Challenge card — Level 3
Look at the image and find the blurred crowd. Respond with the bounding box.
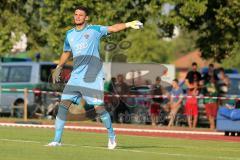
[104,62,239,129]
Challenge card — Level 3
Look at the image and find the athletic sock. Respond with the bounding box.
[53,105,68,143]
[100,111,115,139]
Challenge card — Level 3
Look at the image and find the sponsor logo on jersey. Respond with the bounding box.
[75,42,88,50]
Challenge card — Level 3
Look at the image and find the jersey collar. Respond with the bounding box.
[75,24,88,32]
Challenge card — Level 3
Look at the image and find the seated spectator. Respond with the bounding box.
[203,76,218,129]
[185,81,199,128]
[109,77,117,93]
[113,74,130,123]
[105,77,117,112]
[217,68,230,105]
[203,63,218,84]
[135,70,145,87]
[150,76,163,126]
[168,79,183,127]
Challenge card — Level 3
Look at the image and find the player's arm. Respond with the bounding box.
[52,30,72,83]
[108,20,143,33]
[52,51,71,84]
[57,51,71,67]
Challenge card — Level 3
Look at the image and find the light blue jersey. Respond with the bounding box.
[64,24,108,77]
[61,24,108,105]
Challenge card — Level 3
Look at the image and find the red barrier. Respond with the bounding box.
[1,88,240,100]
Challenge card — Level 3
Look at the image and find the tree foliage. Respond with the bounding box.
[0,0,240,64]
[39,0,163,58]
[165,0,240,62]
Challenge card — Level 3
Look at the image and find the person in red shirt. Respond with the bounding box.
[185,81,199,128]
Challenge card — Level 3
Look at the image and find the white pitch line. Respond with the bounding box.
[0,138,41,144]
[0,138,238,160]
[81,145,240,160]
[0,122,224,136]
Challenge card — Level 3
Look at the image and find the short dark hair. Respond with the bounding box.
[192,62,197,66]
[209,63,214,68]
[156,76,161,81]
[219,67,225,73]
[173,78,179,84]
[75,6,89,15]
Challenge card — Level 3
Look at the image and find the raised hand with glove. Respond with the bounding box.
[125,20,143,29]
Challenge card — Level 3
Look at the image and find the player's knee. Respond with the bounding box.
[57,100,72,121]
[95,106,107,116]
[60,100,72,108]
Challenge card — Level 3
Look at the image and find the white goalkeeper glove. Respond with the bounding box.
[125,20,143,29]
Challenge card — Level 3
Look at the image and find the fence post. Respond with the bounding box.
[24,88,28,121]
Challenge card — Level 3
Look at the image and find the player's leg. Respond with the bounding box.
[54,100,71,142]
[83,95,116,149]
[95,105,116,149]
[46,100,72,146]
[46,79,79,146]
[83,76,116,149]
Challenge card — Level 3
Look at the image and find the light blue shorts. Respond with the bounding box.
[61,74,104,105]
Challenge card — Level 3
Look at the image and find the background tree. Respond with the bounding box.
[0,0,240,67]
[165,0,240,62]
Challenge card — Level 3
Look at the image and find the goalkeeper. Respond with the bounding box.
[46,6,143,150]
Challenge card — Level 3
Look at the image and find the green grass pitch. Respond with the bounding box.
[0,127,239,160]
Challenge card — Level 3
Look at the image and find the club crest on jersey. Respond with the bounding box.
[84,34,89,39]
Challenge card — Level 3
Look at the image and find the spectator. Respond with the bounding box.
[203,76,218,129]
[104,77,117,113]
[145,79,152,86]
[203,63,218,84]
[115,74,129,94]
[185,81,199,128]
[185,62,202,88]
[168,79,183,127]
[150,76,163,126]
[217,68,230,96]
[217,68,230,105]
[135,70,145,86]
[109,77,117,93]
[113,74,130,123]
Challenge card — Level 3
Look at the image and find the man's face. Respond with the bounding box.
[74,9,88,25]
[192,65,197,71]
[156,79,161,84]
[208,66,214,75]
[172,81,177,88]
[117,75,124,83]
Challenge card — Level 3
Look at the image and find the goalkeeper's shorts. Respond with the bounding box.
[61,74,104,106]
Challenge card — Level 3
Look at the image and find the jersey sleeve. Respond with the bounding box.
[99,25,109,37]
[63,34,71,52]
